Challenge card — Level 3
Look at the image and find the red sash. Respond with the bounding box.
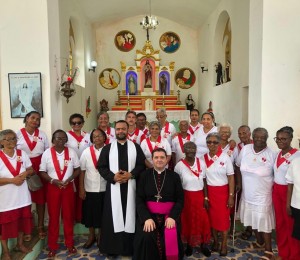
[20,128,39,151]
[50,147,70,181]
[188,125,200,135]
[127,128,140,143]
[90,146,98,168]
[0,149,22,177]
[105,127,111,145]
[143,128,149,136]
[178,134,191,153]
[204,147,222,168]
[68,130,85,143]
[276,148,298,168]
[164,122,170,134]
[181,158,201,177]
[146,136,162,153]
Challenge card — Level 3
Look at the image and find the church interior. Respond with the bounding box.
[0,0,300,259]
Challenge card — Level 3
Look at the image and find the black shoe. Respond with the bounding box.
[185,244,193,256]
[202,246,211,257]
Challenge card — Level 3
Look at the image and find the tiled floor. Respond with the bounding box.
[37,232,278,259]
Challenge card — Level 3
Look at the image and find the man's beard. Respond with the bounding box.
[116,133,127,140]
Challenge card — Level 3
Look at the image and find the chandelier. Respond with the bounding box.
[140,0,158,40]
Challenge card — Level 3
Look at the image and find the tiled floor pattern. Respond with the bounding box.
[37,232,278,260]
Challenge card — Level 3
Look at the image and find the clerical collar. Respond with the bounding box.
[154,167,165,174]
[117,140,127,145]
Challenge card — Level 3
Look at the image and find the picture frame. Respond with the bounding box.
[159,31,181,53]
[99,68,121,89]
[8,72,43,118]
[114,30,136,52]
[175,68,196,89]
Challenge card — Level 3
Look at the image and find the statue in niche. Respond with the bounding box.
[100,99,109,112]
[128,75,137,95]
[185,94,195,111]
[159,74,168,95]
[215,62,223,86]
[143,60,152,88]
[225,60,231,82]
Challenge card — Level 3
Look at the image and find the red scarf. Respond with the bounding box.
[146,136,162,153]
[181,158,201,178]
[20,128,39,151]
[50,147,70,181]
[204,146,222,168]
[178,134,191,153]
[143,128,149,136]
[127,128,140,143]
[0,149,22,177]
[276,148,298,168]
[90,146,99,168]
[164,122,170,134]
[188,124,200,135]
[105,127,111,145]
[68,130,85,143]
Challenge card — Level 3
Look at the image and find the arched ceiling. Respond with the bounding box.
[75,0,221,29]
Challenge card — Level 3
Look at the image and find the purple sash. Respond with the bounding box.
[147,201,178,260]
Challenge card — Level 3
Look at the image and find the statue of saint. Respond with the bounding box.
[128,75,137,95]
[159,74,168,95]
[143,60,152,88]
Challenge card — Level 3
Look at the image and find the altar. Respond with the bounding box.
[111,40,186,111]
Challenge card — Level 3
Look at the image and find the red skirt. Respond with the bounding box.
[30,156,47,204]
[0,206,33,240]
[207,185,230,231]
[181,190,211,246]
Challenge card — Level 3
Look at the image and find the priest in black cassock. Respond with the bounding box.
[133,148,184,260]
[98,120,146,256]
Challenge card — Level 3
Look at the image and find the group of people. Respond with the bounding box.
[0,108,300,260]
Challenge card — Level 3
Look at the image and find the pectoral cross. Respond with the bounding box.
[155,193,162,202]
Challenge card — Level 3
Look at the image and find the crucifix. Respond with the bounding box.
[154,193,162,202]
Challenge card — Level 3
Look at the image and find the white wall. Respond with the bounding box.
[198,0,250,141]
[251,0,300,149]
[95,16,199,111]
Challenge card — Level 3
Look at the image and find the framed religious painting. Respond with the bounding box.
[114,30,136,52]
[159,31,181,53]
[8,72,43,118]
[175,68,196,89]
[99,68,120,89]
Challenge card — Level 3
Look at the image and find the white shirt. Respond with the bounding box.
[80,146,106,192]
[161,122,176,146]
[236,144,276,206]
[16,129,49,158]
[104,127,116,144]
[203,152,234,186]
[0,149,32,212]
[274,150,300,185]
[222,144,238,164]
[286,156,300,209]
[39,147,80,181]
[140,137,171,165]
[194,125,218,158]
[66,130,91,158]
[127,128,145,145]
[175,158,206,191]
[187,122,201,136]
[171,134,195,164]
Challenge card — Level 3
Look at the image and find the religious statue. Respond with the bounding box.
[99,99,109,112]
[185,94,195,111]
[215,62,223,86]
[143,60,152,88]
[128,75,137,95]
[225,60,231,82]
[159,74,168,95]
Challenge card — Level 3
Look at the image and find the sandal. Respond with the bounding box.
[47,250,56,258]
[241,229,252,240]
[38,226,47,240]
[23,234,32,242]
[246,241,265,251]
[260,251,275,260]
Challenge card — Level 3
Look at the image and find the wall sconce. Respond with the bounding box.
[200,61,208,73]
[89,61,97,72]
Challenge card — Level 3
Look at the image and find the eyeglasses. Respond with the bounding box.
[71,121,82,126]
[55,137,67,141]
[206,141,219,145]
[273,137,289,142]
[3,137,18,142]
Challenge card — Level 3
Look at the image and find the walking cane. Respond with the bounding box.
[230,192,238,253]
